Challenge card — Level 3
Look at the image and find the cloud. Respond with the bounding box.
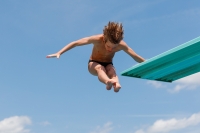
[147,81,166,89]
[147,72,200,93]
[127,114,175,118]
[90,122,113,133]
[169,72,200,93]
[39,121,51,126]
[135,112,200,133]
[0,116,31,133]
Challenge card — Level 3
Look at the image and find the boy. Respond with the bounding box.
[47,22,145,92]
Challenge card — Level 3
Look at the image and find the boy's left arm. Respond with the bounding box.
[120,41,145,63]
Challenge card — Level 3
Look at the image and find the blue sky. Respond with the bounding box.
[1,0,200,133]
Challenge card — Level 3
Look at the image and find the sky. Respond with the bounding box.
[1,0,200,133]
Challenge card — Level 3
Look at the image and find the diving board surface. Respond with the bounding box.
[121,36,200,82]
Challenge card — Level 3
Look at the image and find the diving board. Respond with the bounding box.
[121,36,200,82]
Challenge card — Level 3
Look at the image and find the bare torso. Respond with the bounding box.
[90,35,121,62]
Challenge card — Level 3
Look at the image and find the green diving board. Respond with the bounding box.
[121,36,200,82]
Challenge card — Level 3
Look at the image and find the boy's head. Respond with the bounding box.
[103,21,124,44]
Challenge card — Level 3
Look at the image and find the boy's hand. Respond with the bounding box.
[46,53,60,58]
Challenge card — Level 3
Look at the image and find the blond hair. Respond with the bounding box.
[103,21,124,44]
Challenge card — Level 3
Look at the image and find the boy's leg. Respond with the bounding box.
[105,64,121,92]
[88,62,116,89]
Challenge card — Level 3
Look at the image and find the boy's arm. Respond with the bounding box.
[47,35,98,58]
[120,41,145,63]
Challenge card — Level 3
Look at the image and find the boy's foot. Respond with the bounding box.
[106,79,116,90]
[113,82,121,92]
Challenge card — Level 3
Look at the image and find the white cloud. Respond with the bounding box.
[147,81,166,89]
[147,72,200,93]
[39,121,51,126]
[0,116,31,133]
[90,122,113,133]
[169,72,200,93]
[127,114,175,118]
[135,112,200,133]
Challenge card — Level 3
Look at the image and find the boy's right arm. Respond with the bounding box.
[46,35,99,58]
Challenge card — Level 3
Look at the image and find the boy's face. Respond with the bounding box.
[105,40,118,52]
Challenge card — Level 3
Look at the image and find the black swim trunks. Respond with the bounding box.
[88,60,113,68]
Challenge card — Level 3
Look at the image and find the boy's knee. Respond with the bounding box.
[106,68,116,77]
